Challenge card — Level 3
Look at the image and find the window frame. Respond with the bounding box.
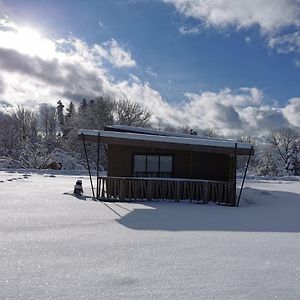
[132,153,174,178]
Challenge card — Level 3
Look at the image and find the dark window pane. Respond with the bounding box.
[134,155,146,172]
[160,156,172,172]
[147,155,159,172]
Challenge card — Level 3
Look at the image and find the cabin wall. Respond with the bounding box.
[107,144,233,182]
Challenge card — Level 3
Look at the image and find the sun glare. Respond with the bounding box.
[18,27,41,41]
[13,26,55,59]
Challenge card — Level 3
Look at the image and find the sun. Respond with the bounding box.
[14,26,55,59]
[17,27,42,53]
[18,27,41,42]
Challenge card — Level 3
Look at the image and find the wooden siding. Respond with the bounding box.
[97,176,235,206]
[107,144,232,182]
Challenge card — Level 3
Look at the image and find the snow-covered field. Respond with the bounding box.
[1,170,300,299]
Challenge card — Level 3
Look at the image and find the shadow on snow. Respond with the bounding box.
[115,187,300,233]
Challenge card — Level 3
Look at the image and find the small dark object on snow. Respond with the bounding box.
[74,179,84,196]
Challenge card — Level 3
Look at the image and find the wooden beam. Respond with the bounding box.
[78,134,254,156]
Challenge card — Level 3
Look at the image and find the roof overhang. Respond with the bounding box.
[78,129,254,156]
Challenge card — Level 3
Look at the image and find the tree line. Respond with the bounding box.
[0,97,150,169]
[0,97,299,176]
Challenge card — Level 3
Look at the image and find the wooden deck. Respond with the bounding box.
[97,176,236,206]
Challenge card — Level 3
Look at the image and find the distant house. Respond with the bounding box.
[78,125,254,206]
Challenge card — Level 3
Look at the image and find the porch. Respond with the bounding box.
[97,176,236,206]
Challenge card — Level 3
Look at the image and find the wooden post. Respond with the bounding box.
[147,180,153,201]
[174,180,179,201]
[232,143,237,206]
[119,178,124,201]
[96,133,100,199]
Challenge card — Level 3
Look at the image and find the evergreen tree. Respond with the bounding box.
[66,102,76,119]
[79,99,87,112]
[56,100,65,127]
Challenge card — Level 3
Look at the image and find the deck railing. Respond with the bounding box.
[97,176,235,206]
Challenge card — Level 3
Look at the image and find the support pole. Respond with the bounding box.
[82,133,95,199]
[237,146,253,207]
[96,133,100,199]
[233,143,237,206]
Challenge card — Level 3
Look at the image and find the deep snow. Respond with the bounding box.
[1,170,300,299]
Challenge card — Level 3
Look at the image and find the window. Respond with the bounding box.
[133,155,173,178]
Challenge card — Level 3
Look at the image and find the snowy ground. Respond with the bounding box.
[1,170,300,299]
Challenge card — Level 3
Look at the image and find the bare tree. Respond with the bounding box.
[115,99,151,127]
[39,104,57,138]
[38,104,59,153]
[90,97,114,129]
[265,128,299,166]
[263,128,300,175]
[203,128,219,138]
[11,106,38,142]
[0,112,20,157]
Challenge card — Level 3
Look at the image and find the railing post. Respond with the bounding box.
[119,178,124,201]
[175,180,180,202]
[147,180,152,201]
[96,133,100,199]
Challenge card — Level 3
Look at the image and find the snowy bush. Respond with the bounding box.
[46,149,86,170]
[0,157,23,169]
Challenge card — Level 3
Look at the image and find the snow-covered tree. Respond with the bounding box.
[56,100,65,129]
[285,143,300,175]
[39,104,57,138]
[115,99,151,127]
[265,128,299,175]
[79,98,87,112]
[256,149,280,176]
[11,106,38,142]
[66,102,76,120]
[0,112,21,157]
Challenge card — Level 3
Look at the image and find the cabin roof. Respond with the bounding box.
[105,125,222,140]
[78,127,254,155]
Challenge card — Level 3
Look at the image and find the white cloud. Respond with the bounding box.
[0,17,299,137]
[294,59,300,68]
[180,87,282,136]
[112,83,295,137]
[164,0,300,33]
[145,67,158,77]
[165,0,300,57]
[267,32,300,53]
[94,39,137,68]
[179,25,202,35]
[0,18,137,107]
[282,98,300,127]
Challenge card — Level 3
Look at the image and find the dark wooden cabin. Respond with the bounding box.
[78,125,254,206]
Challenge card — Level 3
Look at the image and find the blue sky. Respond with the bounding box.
[1,0,300,135]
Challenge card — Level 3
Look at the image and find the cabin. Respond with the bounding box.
[78,125,254,206]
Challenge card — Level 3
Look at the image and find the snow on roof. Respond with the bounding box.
[78,129,253,151]
[105,125,221,140]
